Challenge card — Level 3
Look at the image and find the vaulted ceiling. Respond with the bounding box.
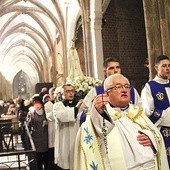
[0,0,80,85]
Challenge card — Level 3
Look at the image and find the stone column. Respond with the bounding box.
[0,73,2,99]
[143,0,170,79]
[143,0,162,79]
[54,34,65,86]
[79,0,93,76]
[90,0,104,80]
[2,77,7,100]
[157,0,170,56]
[49,50,56,85]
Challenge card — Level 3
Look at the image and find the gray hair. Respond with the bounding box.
[104,73,130,90]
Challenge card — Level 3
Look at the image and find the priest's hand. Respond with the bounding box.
[93,93,109,114]
[137,131,152,146]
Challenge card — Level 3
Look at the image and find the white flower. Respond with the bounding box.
[72,76,102,93]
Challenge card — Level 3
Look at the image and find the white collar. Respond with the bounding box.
[154,75,169,84]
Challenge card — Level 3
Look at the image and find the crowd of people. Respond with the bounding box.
[0,55,170,170]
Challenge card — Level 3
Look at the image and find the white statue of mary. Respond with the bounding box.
[66,39,84,82]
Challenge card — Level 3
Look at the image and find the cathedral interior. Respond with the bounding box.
[0,0,169,100]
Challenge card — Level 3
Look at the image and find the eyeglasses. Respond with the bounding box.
[107,84,130,91]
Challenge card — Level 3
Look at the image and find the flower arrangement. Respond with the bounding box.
[72,76,103,99]
[73,76,102,92]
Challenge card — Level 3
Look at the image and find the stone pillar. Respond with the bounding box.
[143,0,162,79]
[54,34,64,86]
[2,77,7,100]
[49,50,56,85]
[6,80,12,100]
[0,73,2,99]
[143,0,170,79]
[157,0,170,56]
[79,0,93,76]
[90,0,104,80]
